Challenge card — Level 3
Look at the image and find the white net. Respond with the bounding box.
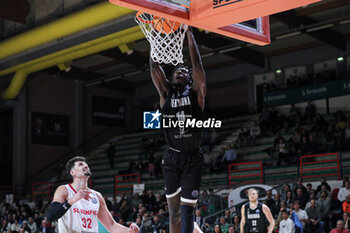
[135,13,188,66]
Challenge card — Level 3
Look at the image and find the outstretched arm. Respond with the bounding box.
[263,204,275,233]
[149,56,170,107]
[97,192,138,233]
[240,205,246,233]
[186,27,206,111]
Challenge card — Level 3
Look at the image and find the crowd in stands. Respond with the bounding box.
[257,104,350,166]
[0,198,53,233]
[2,175,350,233]
[256,68,341,93]
[199,100,349,172]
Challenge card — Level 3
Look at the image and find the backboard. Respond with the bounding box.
[109,0,321,45]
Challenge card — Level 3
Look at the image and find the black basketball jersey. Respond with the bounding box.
[244,202,268,233]
[161,87,203,151]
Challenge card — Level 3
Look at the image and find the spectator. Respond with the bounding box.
[148,155,155,177]
[130,193,143,209]
[312,113,328,136]
[264,132,284,158]
[148,215,166,233]
[344,213,350,230]
[135,217,142,229]
[11,219,21,233]
[1,219,10,232]
[330,220,349,233]
[237,125,249,147]
[326,125,335,152]
[281,184,292,202]
[106,142,116,169]
[215,147,226,171]
[104,195,113,211]
[119,199,131,222]
[221,144,237,165]
[194,209,204,227]
[318,190,331,233]
[285,191,295,207]
[249,121,261,145]
[265,191,278,218]
[210,128,218,148]
[214,224,222,233]
[198,190,209,211]
[293,200,309,230]
[145,191,156,211]
[343,195,350,215]
[274,193,282,210]
[305,192,317,210]
[285,104,301,134]
[338,181,350,202]
[33,213,42,229]
[136,159,145,174]
[224,210,232,224]
[228,225,235,233]
[343,213,350,230]
[297,134,306,153]
[27,218,37,233]
[293,178,308,199]
[304,135,318,155]
[346,121,350,149]
[21,221,31,233]
[290,130,301,155]
[277,138,289,165]
[154,194,166,213]
[295,188,308,209]
[38,219,51,233]
[274,112,285,134]
[279,210,295,233]
[336,116,347,130]
[334,124,345,150]
[304,101,316,122]
[259,107,270,132]
[306,199,324,233]
[203,148,214,172]
[306,183,314,195]
[316,184,331,199]
[315,177,331,194]
[233,215,240,233]
[219,216,229,233]
[208,189,222,215]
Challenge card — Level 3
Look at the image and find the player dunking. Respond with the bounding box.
[46,156,139,233]
[240,188,275,233]
[150,27,206,233]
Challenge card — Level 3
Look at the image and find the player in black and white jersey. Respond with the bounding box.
[240,188,275,233]
[150,26,206,233]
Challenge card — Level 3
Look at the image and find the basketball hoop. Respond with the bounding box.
[135,12,188,66]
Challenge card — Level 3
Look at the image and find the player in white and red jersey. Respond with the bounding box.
[46,156,138,233]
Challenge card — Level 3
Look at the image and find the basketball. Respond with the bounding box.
[152,16,180,34]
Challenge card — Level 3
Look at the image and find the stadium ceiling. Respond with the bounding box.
[0,0,349,94]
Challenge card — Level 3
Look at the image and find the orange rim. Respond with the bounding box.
[136,12,153,24]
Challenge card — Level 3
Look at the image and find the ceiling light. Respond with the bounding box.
[85,81,102,87]
[306,24,333,32]
[337,57,344,62]
[275,31,301,40]
[105,76,121,82]
[219,46,242,53]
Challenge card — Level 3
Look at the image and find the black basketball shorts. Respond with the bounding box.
[162,148,203,204]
